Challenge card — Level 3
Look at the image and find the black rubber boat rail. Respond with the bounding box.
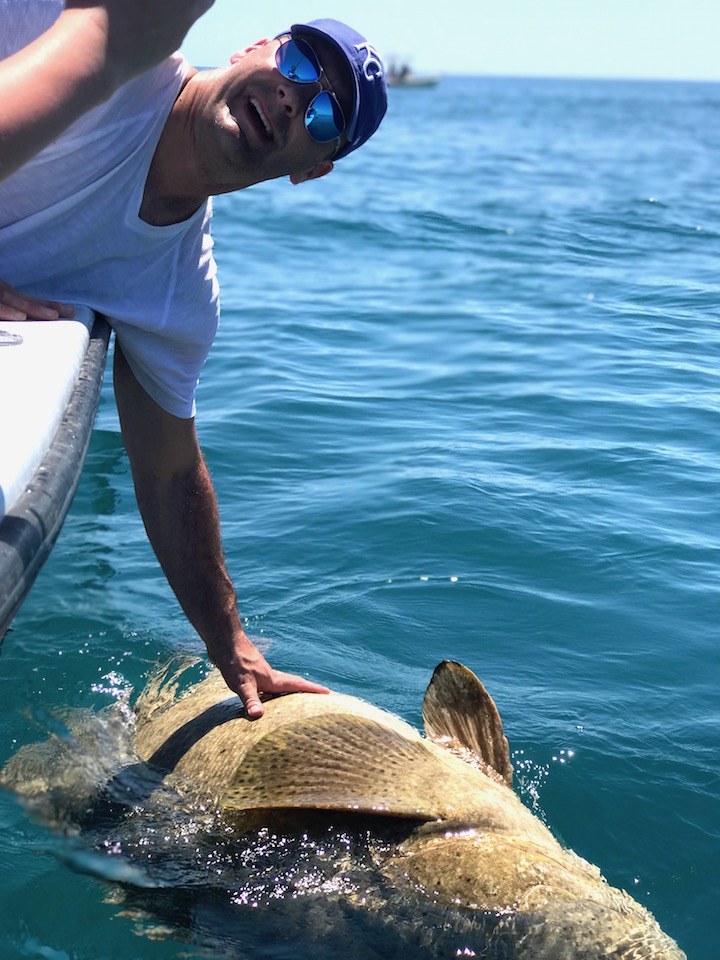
[0,315,110,643]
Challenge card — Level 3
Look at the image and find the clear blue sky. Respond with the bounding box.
[181,0,719,81]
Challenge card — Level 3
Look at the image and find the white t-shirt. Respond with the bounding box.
[0,0,220,418]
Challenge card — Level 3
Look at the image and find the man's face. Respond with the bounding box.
[184,35,354,194]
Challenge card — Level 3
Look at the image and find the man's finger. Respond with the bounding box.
[268,672,331,696]
[236,677,265,720]
[0,304,26,321]
[244,697,265,720]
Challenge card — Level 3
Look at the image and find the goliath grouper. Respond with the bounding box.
[1,660,685,958]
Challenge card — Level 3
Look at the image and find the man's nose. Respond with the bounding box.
[276,78,318,118]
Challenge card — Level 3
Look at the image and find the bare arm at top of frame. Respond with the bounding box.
[0,0,215,183]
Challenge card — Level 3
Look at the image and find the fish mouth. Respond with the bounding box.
[247,97,273,141]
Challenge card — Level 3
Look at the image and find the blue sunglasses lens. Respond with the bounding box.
[276,38,321,83]
[305,90,345,142]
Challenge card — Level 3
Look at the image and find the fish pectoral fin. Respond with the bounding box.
[222,714,454,820]
[421,661,513,788]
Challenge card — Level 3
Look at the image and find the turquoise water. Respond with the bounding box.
[1,75,718,957]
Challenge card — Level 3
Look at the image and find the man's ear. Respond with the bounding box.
[230,39,270,64]
[290,161,334,185]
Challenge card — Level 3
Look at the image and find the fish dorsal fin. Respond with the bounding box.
[223,713,464,821]
[421,661,513,788]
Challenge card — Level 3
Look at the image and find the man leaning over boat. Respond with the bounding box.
[0,0,388,717]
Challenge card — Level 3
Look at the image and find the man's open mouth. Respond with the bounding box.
[248,99,273,140]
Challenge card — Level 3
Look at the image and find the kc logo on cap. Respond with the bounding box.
[355,42,384,81]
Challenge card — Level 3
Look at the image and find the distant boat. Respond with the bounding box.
[387,64,440,88]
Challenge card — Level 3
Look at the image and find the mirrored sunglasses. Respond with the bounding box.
[275,37,346,144]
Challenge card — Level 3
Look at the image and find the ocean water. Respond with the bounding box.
[1,75,718,958]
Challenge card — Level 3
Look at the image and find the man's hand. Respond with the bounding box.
[207,632,330,720]
[0,280,77,321]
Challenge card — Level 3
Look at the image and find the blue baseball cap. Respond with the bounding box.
[287,18,388,160]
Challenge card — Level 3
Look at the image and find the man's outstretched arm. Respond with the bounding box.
[113,341,329,717]
[0,0,214,181]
